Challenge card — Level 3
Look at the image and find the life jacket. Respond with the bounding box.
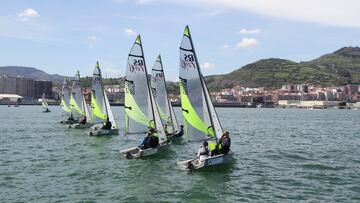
[208,141,218,151]
[221,137,231,149]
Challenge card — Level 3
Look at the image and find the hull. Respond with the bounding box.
[60,119,79,124]
[88,124,119,136]
[67,123,92,129]
[167,135,183,143]
[119,143,170,159]
[177,152,234,171]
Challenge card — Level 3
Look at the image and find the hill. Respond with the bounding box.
[0,66,64,82]
[205,46,360,89]
[2,46,359,91]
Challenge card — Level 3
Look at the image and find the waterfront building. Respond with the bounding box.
[34,81,53,98]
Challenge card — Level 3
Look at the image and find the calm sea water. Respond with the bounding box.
[0,106,359,202]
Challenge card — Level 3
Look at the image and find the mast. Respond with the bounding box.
[78,70,86,114]
[97,61,109,119]
[156,55,175,127]
[161,56,175,127]
[138,35,156,127]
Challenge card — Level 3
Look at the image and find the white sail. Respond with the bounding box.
[201,76,223,139]
[124,35,152,133]
[91,62,108,124]
[82,94,91,123]
[42,93,48,109]
[70,71,84,118]
[90,62,117,128]
[169,101,179,132]
[60,77,72,114]
[179,25,223,141]
[150,86,167,143]
[124,35,167,142]
[151,55,179,134]
[104,90,117,128]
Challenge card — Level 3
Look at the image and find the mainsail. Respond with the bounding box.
[124,35,153,134]
[91,62,117,128]
[179,25,223,141]
[124,35,167,142]
[69,70,91,122]
[41,93,49,110]
[83,93,91,122]
[69,71,84,118]
[60,77,71,114]
[151,55,179,134]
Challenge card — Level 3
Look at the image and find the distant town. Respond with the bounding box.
[1,74,359,109]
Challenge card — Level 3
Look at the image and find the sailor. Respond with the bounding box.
[168,125,184,137]
[138,129,152,149]
[139,128,158,149]
[68,113,75,121]
[147,128,159,148]
[197,141,210,162]
[79,115,87,125]
[102,116,112,130]
[211,131,231,156]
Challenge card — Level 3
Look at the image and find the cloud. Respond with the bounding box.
[239,28,261,34]
[0,15,56,42]
[135,0,153,4]
[200,62,215,69]
[236,38,259,48]
[87,36,98,42]
[221,44,230,49]
[208,10,223,16]
[87,36,101,48]
[124,28,137,36]
[17,8,39,21]
[145,0,360,28]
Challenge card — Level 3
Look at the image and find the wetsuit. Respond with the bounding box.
[147,135,159,148]
[220,137,231,154]
[211,137,231,156]
[139,136,150,149]
[79,117,87,125]
[173,128,184,137]
[102,121,112,130]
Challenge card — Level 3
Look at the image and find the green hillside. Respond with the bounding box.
[205,46,360,89]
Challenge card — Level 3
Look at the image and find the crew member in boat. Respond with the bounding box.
[211,131,231,156]
[79,115,87,125]
[139,128,159,149]
[197,141,210,162]
[68,113,75,121]
[167,125,184,137]
[102,116,112,130]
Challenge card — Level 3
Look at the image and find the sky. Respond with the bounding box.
[0,0,359,81]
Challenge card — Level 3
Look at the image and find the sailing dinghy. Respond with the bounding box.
[119,35,170,159]
[60,77,78,124]
[42,93,51,113]
[151,55,180,141]
[67,71,92,129]
[176,26,233,170]
[88,62,119,136]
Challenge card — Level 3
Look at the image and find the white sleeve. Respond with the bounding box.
[197,147,203,156]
